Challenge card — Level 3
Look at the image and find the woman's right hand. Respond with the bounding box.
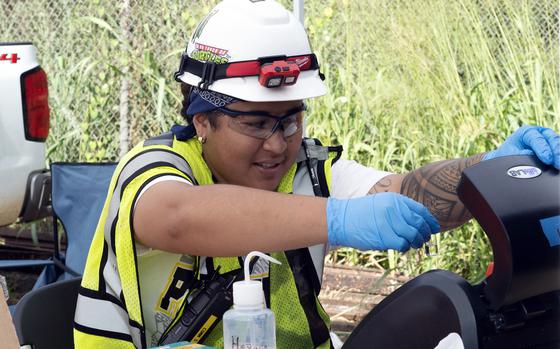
[326,192,440,252]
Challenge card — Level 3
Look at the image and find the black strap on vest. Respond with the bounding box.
[285,249,333,349]
[302,138,341,198]
[302,139,325,197]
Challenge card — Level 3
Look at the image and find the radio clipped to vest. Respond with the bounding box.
[158,258,258,346]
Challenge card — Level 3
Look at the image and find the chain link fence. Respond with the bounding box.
[2,0,216,161]
[1,0,558,163]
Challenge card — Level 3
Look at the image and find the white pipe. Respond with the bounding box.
[293,0,306,135]
[293,0,304,25]
[293,0,307,136]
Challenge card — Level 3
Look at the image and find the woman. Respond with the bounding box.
[74,1,560,348]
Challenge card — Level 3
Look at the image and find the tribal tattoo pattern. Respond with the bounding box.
[369,153,485,231]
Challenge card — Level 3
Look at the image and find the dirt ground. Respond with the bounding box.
[0,223,56,304]
[3,269,42,305]
[0,251,47,305]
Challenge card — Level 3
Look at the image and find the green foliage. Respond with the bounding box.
[2,0,558,282]
[306,0,558,282]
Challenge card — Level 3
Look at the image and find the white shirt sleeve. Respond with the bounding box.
[134,175,192,256]
[134,175,192,210]
[330,159,393,199]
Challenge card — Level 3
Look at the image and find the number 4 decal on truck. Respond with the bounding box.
[0,54,21,63]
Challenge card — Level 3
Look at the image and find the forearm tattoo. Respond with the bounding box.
[370,176,392,193]
[370,154,485,231]
[402,154,484,231]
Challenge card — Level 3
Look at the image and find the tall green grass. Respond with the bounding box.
[2,0,558,282]
[300,0,558,281]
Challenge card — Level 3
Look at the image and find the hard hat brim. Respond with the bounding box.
[178,70,327,102]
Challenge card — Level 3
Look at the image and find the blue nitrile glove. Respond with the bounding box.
[326,193,441,252]
[483,125,560,169]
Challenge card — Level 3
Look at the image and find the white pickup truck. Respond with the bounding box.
[0,42,51,226]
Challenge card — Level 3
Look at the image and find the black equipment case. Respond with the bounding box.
[343,155,560,349]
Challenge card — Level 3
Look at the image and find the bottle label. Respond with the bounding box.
[229,336,272,349]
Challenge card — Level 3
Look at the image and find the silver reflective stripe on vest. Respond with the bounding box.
[101,150,195,299]
[198,256,209,276]
[75,294,143,348]
[144,132,174,147]
[296,138,329,163]
[103,150,195,251]
[103,255,123,300]
[307,244,327,284]
[293,156,327,285]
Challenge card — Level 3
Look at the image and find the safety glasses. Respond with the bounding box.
[215,104,306,140]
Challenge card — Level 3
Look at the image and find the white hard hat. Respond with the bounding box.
[175,0,327,102]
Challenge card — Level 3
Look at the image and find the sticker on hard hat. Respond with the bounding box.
[294,56,310,68]
[195,43,228,57]
[192,43,230,64]
[539,215,560,247]
[506,165,542,179]
[191,9,218,43]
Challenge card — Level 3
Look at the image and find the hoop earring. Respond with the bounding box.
[197,136,207,144]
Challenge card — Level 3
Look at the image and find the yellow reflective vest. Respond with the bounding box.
[74,132,342,349]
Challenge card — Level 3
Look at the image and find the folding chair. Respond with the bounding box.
[35,162,117,286]
[12,277,81,349]
[0,163,116,288]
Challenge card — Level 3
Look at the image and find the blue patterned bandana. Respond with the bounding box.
[185,87,241,116]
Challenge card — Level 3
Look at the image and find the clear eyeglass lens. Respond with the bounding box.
[281,117,300,138]
[229,114,301,140]
[229,116,273,139]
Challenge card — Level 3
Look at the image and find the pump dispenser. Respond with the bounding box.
[223,251,281,349]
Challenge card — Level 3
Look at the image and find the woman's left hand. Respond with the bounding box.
[484,125,560,169]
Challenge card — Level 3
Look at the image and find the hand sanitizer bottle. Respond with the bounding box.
[223,251,281,349]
